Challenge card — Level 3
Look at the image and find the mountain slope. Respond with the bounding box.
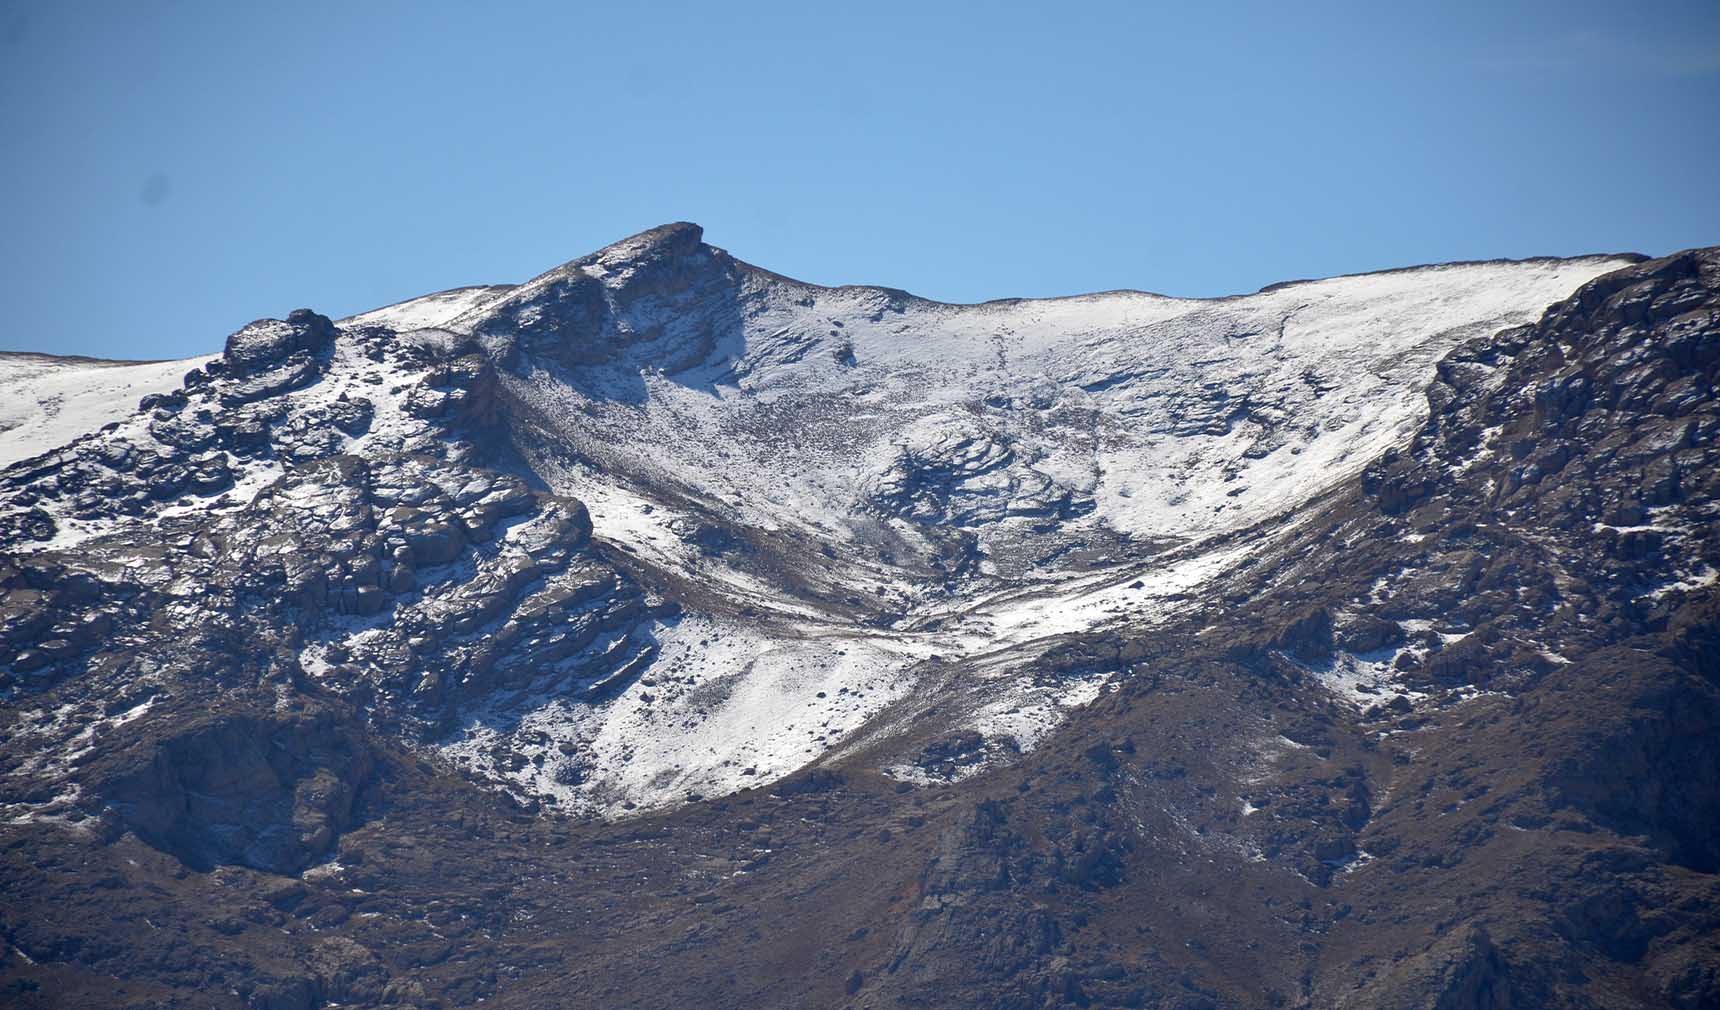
[0,352,219,469]
[1,228,1715,1010]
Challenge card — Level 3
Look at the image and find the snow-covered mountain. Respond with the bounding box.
[4,227,1717,1010]
[0,225,1634,816]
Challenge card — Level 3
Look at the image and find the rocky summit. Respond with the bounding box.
[2,225,1717,1009]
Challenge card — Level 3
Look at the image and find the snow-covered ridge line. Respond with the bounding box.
[736,248,1645,309]
[555,221,1645,310]
[339,283,515,332]
[1247,250,1647,297]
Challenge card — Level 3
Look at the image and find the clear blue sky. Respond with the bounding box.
[2,1,1717,360]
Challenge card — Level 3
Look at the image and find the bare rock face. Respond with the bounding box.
[867,416,1095,527]
[97,711,373,875]
[1334,925,1517,1010]
[2,230,1718,1010]
[463,222,746,380]
[220,310,337,378]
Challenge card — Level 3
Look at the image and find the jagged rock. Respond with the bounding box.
[221,311,336,377]
[95,711,373,875]
[1273,607,1334,662]
[220,352,323,406]
[0,507,54,542]
[867,418,1095,527]
[1337,614,1404,653]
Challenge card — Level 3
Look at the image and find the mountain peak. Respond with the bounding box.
[550,221,710,282]
[593,221,705,261]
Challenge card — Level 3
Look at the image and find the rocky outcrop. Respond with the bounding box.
[96,710,373,874]
[0,297,659,855]
[219,310,337,377]
[1334,925,1517,1010]
[868,420,1096,528]
[458,222,747,383]
[1542,648,1720,872]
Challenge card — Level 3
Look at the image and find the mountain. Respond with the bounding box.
[2,225,1716,1010]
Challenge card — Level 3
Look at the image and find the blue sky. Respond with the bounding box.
[2,1,1717,360]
